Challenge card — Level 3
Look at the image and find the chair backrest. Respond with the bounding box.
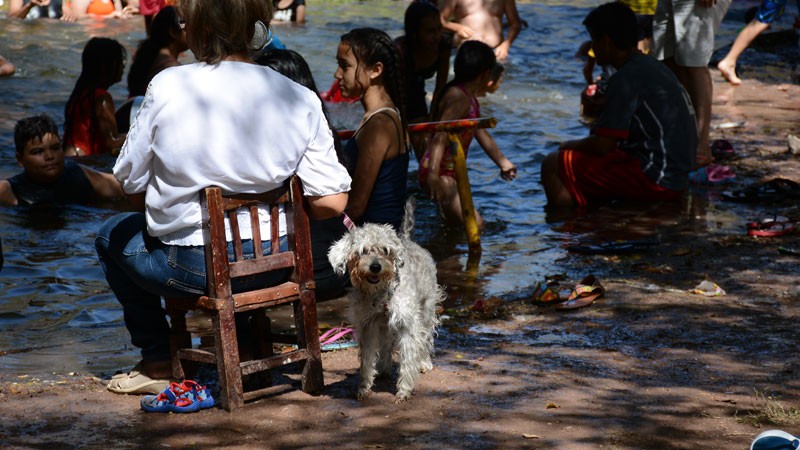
[201,176,314,304]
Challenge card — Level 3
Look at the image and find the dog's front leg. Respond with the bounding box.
[394,330,423,403]
[357,322,381,400]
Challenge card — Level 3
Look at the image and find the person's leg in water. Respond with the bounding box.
[434,174,485,229]
[541,151,575,208]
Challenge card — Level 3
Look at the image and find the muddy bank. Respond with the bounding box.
[2,72,800,450]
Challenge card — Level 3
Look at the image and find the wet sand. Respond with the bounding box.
[2,72,800,450]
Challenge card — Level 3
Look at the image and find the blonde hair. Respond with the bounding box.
[177,0,272,64]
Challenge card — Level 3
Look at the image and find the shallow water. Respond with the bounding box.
[0,1,781,374]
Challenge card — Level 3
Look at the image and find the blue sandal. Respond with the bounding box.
[140,383,200,413]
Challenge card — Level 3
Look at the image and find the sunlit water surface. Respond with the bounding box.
[0,1,776,374]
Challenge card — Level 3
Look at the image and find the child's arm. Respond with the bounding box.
[94,91,127,156]
[346,114,397,222]
[474,128,516,181]
[494,0,522,60]
[0,180,19,206]
[8,0,37,19]
[79,166,125,202]
[583,56,596,85]
[431,37,452,114]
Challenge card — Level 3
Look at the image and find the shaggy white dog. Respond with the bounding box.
[328,201,445,402]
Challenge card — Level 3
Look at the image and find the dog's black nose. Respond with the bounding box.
[369,262,381,273]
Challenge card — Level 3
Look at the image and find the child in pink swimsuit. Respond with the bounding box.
[419,40,516,228]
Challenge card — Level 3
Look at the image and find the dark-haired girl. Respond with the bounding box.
[64,37,127,156]
[334,27,409,230]
[394,0,451,161]
[127,6,187,98]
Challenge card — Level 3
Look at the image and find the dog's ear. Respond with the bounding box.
[328,233,352,276]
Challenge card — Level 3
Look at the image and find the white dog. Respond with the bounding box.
[328,200,445,402]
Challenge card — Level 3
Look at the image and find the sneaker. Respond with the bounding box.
[750,430,800,450]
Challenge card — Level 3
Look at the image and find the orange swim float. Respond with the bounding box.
[87,0,115,16]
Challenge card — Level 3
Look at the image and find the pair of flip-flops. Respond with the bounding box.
[531,275,605,310]
[140,380,215,413]
[530,280,572,306]
[747,213,798,237]
[319,327,358,351]
[710,139,736,161]
[689,163,736,185]
[723,178,800,204]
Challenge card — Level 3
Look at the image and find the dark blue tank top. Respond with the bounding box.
[8,159,95,206]
[343,137,409,231]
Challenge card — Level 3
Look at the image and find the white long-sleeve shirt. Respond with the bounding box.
[115,61,351,245]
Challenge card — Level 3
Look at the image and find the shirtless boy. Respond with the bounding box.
[440,0,523,60]
[0,114,124,207]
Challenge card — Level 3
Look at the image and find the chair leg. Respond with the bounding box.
[213,307,245,411]
[297,291,324,394]
[167,307,191,380]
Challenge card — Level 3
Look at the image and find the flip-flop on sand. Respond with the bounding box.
[555,275,605,310]
[747,213,797,237]
[722,178,800,204]
[319,327,358,351]
[710,139,735,161]
[530,281,570,306]
[107,365,171,395]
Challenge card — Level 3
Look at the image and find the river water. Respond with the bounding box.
[0,1,778,374]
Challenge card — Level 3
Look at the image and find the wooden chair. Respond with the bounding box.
[164,176,323,411]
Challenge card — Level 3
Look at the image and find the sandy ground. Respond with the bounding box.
[2,62,800,449]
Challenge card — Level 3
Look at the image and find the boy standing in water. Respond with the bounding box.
[0,114,124,206]
[440,0,523,60]
[541,2,696,208]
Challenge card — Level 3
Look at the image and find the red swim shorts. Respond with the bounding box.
[558,148,682,207]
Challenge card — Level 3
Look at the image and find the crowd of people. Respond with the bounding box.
[0,0,785,399]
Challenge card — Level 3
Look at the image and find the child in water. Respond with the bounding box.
[334,27,410,231]
[0,114,123,206]
[63,37,128,157]
[419,40,516,228]
[394,0,452,161]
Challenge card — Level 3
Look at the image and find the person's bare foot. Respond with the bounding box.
[717,60,742,85]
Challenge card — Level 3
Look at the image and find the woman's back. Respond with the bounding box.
[117,61,346,242]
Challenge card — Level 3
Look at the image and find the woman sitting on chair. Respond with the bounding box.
[96,0,351,396]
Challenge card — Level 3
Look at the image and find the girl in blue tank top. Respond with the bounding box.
[334,28,410,231]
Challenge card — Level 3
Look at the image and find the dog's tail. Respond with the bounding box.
[401,197,415,240]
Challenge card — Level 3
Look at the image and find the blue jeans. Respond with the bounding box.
[95,212,289,362]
